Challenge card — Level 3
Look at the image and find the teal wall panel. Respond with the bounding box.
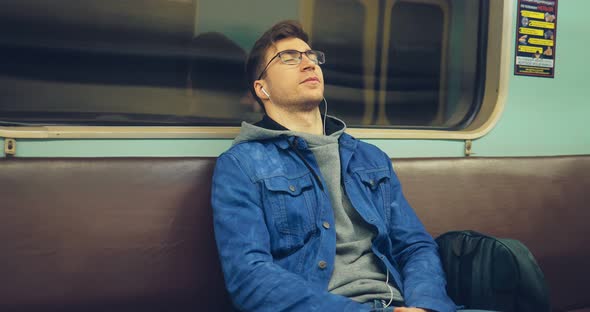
[366,139,464,158]
[12,139,232,158]
[474,0,590,156]
[7,138,465,158]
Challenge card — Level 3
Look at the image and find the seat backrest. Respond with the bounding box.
[0,157,232,311]
[393,156,590,311]
[0,156,588,311]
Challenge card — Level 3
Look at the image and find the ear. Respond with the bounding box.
[254,80,269,100]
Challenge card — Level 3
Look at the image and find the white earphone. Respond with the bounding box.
[261,87,270,97]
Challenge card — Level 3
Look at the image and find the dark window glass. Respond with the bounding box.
[386,2,444,126]
[0,0,487,129]
[0,0,249,126]
[311,0,487,128]
[311,0,366,125]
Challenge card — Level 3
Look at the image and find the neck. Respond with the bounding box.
[266,105,323,135]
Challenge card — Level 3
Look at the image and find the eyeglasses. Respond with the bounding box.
[257,49,325,80]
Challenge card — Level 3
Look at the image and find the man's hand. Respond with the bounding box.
[394,308,433,312]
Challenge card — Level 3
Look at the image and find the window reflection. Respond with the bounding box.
[310,0,366,125]
[0,0,486,129]
[304,0,484,128]
[385,1,445,126]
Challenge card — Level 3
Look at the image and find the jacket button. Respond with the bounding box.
[289,185,296,192]
[318,260,327,269]
[369,179,375,186]
[322,221,330,229]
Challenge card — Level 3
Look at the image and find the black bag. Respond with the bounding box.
[435,230,550,312]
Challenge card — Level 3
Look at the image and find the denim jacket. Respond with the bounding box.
[211,132,456,312]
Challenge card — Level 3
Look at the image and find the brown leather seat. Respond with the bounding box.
[0,156,588,311]
[393,156,590,312]
[0,158,231,311]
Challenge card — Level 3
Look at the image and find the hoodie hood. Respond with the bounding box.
[233,115,347,146]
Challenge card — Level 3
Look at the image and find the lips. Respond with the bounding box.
[301,77,320,84]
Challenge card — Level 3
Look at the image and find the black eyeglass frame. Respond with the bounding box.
[257,49,325,80]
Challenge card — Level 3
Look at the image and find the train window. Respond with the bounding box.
[0,0,249,127]
[0,0,508,138]
[305,0,487,128]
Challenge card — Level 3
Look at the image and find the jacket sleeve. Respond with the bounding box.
[211,153,370,312]
[385,156,456,312]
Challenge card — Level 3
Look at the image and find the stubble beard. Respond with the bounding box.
[280,93,323,113]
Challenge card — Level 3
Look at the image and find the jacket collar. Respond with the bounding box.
[338,132,357,149]
[338,132,357,171]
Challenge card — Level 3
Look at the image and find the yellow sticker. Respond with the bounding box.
[529,38,554,46]
[529,20,555,29]
[518,45,543,53]
[519,27,544,36]
[521,10,545,19]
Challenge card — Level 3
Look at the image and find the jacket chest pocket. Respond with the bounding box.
[355,167,392,223]
[263,174,318,253]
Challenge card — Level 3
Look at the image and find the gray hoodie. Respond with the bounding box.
[234,115,403,304]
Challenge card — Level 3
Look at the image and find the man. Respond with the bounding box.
[211,20,456,312]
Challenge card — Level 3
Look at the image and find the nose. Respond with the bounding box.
[300,54,316,71]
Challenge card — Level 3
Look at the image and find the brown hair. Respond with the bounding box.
[245,20,310,109]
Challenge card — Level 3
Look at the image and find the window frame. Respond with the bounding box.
[0,0,512,140]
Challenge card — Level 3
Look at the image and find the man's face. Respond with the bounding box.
[259,37,324,111]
